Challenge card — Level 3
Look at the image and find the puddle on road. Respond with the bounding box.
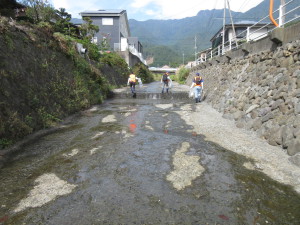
[0,99,300,224]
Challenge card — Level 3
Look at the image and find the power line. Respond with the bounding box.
[233,0,267,21]
[236,0,251,12]
[213,17,266,19]
[206,0,221,30]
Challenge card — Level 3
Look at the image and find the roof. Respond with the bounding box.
[79,9,131,38]
[80,9,126,17]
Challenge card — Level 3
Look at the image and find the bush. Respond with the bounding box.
[77,38,101,61]
[100,52,130,78]
[175,66,190,84]
[132,63,154,83]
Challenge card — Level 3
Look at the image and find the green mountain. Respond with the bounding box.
[129,0,300,66]
[129,9,227,66]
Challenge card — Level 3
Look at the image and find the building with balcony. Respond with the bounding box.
[79,9,146,67]
[210,22,275,56]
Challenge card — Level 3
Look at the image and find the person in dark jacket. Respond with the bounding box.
[161,72,172,93]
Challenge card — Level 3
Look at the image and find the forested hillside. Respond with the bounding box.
[130,0,300,66]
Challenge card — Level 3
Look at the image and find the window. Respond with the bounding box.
[102,18,113,25]
[235,28,247,38]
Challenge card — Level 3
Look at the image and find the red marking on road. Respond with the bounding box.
[129,123,137,133]
[0,216,8,223]
[218,214,229,220]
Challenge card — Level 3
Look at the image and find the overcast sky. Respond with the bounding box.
[49,0,265,21]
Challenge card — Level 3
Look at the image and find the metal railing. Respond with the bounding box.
[113,42,147,65]
[128,45,147,65]
[195,0,300,65]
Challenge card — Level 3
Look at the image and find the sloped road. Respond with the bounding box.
[0,82,300,224]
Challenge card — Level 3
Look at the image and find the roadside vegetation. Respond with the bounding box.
[149,66,190,84]
[0,0,153,149]
[173,66,190,84]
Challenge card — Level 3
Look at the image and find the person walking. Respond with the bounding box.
[190,72,204,103]
[161,71,171,93]
[127,73,138,97]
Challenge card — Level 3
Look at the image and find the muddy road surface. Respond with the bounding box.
[1,82,300,224]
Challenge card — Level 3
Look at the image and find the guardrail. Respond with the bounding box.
[196,0,300,64]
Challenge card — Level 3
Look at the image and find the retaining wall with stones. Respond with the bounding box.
[187,39,300,164]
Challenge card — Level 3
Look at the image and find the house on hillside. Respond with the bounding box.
[210,22,275,56]
[79,9,146,66]
[80,9,130,51]
[0,0,26,18]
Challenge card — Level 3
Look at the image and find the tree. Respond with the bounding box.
[99,33,110,51]
[21,0,55,23]
[80,17,99,41]
[54,8,76,36]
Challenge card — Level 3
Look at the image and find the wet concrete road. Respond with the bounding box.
[1,82,300,224]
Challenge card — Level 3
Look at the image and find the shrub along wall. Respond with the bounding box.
[187,40,300,164]
[0,18,127,149]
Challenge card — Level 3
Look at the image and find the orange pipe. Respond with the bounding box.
[269,0,279,27]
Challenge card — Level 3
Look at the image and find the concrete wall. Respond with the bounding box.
[119,12,130,38]
[187,23,300,165]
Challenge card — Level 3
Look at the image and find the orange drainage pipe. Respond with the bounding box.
[269,0,279,27]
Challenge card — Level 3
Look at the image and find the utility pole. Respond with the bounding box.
[226,0,238,48]
[194,36,197,64]
[222,0,226,54]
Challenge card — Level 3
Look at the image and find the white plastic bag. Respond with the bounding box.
[189,89,194,98]
[168,79,172,89]
[137,78,143,88]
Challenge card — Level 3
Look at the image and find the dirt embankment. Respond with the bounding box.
[0,17,127,150]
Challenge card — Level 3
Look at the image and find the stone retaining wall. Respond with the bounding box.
[187,40,300,161]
